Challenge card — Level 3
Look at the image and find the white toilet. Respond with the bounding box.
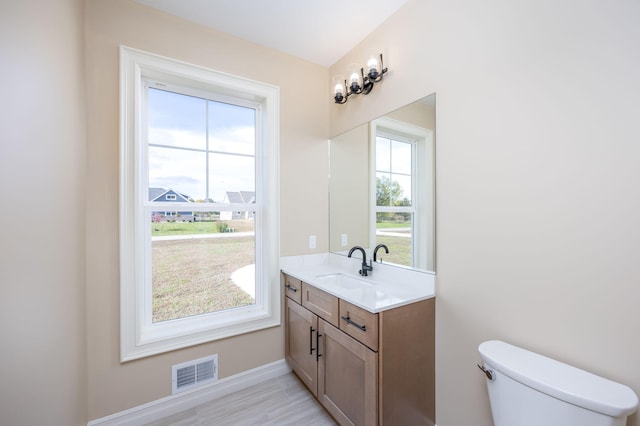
[478,340,638,426]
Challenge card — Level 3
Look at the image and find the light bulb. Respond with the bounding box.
[367,57,379,73]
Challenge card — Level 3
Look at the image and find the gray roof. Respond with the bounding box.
[225,191,255,203]
[149,188,191,202]
[149,187,166,201]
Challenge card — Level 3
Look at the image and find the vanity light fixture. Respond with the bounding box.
[333,53,388,104]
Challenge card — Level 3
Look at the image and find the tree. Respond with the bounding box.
[376,176,410,223]
[376,175,409,207]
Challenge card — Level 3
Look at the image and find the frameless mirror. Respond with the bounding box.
[329,93,436,273]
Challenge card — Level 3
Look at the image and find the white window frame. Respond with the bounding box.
[370,117,434,271]
[120,46,280,362]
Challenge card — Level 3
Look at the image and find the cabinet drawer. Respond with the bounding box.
[302,283,339,327]
[283,274,302,304]
[339,300,379,351]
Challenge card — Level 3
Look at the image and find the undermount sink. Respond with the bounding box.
[315,272,404,306]
[315,272,373,289]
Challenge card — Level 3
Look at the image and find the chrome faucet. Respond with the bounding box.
[347,246,373,276]
[373,244,389,262]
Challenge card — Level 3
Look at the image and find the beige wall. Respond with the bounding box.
[386,101,435,132]
[84,0,328,419]
[0,1,87,425]
[329,124,370,252]
[331,0,640,425]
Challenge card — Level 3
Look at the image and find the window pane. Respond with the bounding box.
[209,153,255,203]
[376,137,391,172]
[376,212,412,268]
[148,88,206,150]
[151,215,255,323]
[391,140,412,174]
[149,146,206,201]
[392,174,412,205]
[145,83,258,325]
[208,101,255,155]
[380,172,413,207]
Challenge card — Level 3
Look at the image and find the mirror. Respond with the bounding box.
[329,93,436,273]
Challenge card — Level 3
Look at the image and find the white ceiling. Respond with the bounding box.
[133,0,409,67]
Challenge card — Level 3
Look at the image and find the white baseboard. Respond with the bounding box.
[88,359,290,426]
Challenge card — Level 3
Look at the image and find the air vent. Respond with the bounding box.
[172,354,218,394]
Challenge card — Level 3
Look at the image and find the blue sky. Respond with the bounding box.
[147,88,255,202]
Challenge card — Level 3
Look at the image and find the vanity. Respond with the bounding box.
[281,254,435,426]
[281,93,437,424]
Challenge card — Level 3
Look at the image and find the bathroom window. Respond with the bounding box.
[120,46,280,361]
[374,133,415,268]
[370,117,434,270]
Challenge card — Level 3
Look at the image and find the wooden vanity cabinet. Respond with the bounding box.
[283,273,435,426]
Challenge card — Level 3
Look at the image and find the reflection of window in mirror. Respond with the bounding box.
[370,117,434,270]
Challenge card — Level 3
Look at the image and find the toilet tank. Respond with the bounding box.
[478,340,638,426]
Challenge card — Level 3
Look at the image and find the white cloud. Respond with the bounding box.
[149,127,255,202]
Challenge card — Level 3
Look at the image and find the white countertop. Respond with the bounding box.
[280,253,435,313]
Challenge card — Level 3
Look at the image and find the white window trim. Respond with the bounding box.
[120,46,280,362]
[370,117,434,271]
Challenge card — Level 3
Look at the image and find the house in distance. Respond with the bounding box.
[220,191,255,221]
[149,188,194,222]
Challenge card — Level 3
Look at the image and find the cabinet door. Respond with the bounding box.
[317,319,378,426]
[285,298,318,396]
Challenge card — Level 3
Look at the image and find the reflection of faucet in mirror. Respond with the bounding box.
[373,244,389,263]
[348,246,373,276]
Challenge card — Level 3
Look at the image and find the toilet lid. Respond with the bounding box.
[478,340,639,418]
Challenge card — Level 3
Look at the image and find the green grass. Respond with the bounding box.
[376,221,411,229]
[152,221,219,236]
[151,220,254,236]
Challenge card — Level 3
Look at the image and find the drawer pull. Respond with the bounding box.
[285,284,298,292]
[341,315,366,331]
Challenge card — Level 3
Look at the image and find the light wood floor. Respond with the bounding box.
[145,373,337,425]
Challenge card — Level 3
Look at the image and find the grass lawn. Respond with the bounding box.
[152,235,255,323]
[375,234,411,267]
[376,221,411,230]
[152,219,255,236]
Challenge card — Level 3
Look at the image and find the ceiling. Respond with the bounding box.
[133,0,409,67]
